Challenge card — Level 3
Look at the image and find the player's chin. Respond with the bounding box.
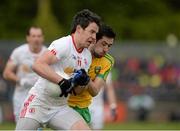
[74,85,86,95]
[96,54,104,58]
[99,52,105,57]
[86,41,93,47]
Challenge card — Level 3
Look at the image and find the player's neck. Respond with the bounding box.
[29,46,42,54]
[71,34,83,53]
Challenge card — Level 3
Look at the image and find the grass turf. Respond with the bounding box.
[104,122,180,130]
[0,121,180,130]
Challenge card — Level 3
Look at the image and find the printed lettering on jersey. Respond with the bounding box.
[50,49,57,55]
[20,94,36,118]
[77,60,81,66]
[72,54,77,60]
[95,66,101,74]
[29,108,35,113]
[77,56,82,67]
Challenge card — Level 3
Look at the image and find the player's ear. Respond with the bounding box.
[76,25,82,33]
[26,35,30,43]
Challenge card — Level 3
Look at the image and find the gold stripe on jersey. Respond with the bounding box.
[68,53,114,108]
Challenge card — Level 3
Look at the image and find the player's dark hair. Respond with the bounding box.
[96,24,116,41]
[26,26,43,36]
[71,9,101,34]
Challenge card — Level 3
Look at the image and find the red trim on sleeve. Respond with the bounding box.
[50,49,57,55]
[71,35,83,53]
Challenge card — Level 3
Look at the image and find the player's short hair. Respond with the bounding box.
[70,9,101,34]
[96,24,116,41]
[26,26,43,36]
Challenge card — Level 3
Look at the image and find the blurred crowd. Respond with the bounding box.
[113,55,180,101]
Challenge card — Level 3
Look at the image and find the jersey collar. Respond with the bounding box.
[71,35,83,53]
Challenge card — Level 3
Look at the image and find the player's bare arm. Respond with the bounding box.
[87,77,105,97]
[32,50,63,84]
[3,59,19,83]
[106,81,117,108]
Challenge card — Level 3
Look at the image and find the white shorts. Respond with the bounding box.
[18,93,84,130]
[13,89,29,122]
[89,103,104,129]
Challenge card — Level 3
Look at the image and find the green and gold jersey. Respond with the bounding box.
[68,53,114,108]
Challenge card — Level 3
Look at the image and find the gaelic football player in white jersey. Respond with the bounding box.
[3,26,46,122]
[15,9,101,130]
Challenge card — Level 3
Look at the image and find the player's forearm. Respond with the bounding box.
[32,61,62,84]
[3,70,19,83]
[107,84,117,108]
[87,80,102,97]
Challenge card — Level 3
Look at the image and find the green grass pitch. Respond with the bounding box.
[0,121,180,130]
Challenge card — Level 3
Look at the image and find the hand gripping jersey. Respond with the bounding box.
[68,53,114,108]
[29,35,92,107]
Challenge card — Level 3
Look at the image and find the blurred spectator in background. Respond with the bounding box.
[0,55,7,123]
[0,75,7,123]
[3,26,47,122]
[89,72,117,129]
[0,56,5,73]
[128,88,155,121]
[0,55,6,100]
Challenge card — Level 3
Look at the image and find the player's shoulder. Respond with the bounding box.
[51,35,71,46]
[12,44,28,54]
[48,35,72,57]
[103,53,114,65]
[42,45,48,51]
[83,48,92,57]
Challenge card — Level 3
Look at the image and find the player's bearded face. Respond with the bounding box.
[27,29,44,49]
[93,50,102,58]
[94,37,113,57]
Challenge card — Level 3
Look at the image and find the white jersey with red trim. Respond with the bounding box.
[11,44,47,93]
[29,35,92,107]
[10,44,47,121]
